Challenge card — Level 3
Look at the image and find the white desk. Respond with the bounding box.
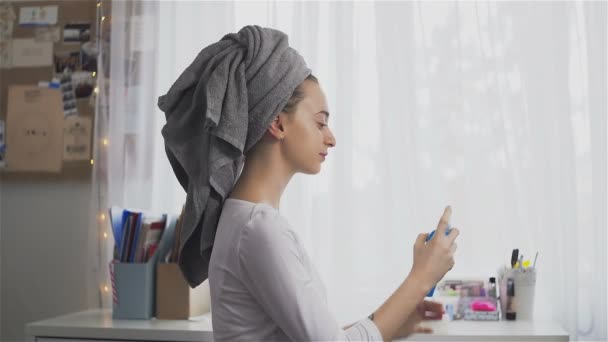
[403,320,569,341]
[25,309,213,342]
[25,309,569,342]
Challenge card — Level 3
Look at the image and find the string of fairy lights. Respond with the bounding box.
[92,0,112,307]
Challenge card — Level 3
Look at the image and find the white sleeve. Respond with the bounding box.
[237,209,383,341]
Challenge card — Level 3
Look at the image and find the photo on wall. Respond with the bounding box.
[54,50,80,73]
[71,71,94,98]
[59,73,78,116]
[63,22,90,43]
[80,41,97,72]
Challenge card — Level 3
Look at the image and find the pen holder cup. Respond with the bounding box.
[498,268,537,320]
[111,261,156,320]
[155,262,211,319]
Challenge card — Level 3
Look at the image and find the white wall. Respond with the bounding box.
[0,177,94,341]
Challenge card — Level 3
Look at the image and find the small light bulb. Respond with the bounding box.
[92,71,97,77]
[90,159,94,165]
[103,286,109,292]
[101,16,106,21]
[94,87,99,94]
[103,232,108,238]
[99,213,106,221]
[102,138,109,146]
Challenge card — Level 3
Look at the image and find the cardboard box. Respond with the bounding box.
[155,262,210,319]
[5,86,63,172]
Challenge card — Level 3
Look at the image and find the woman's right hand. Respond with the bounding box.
[372,207,459,342]
[410,206,459,290]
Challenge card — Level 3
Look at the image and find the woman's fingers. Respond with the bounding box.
[424,311,443,320]
[423,300,444,313]
[415,233,428,248]
[422,300,444,320]
[414,325,433,334]
[436,206,452,236]
[447,227,460,243]
[450,243,458,255]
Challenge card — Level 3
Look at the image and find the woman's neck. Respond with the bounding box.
[228,154,294,210]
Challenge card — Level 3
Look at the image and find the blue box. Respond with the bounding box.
[111,214,177,319]
[112,261,156,320]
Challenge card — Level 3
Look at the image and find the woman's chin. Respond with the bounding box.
[300,164,322,175]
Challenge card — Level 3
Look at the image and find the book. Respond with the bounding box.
[109,206,124,260]
[128,212,143,262]
[118,212,131,262]
[124,213,138,262]
[146,244,158,262]
[169,205,185,263]
[134,222,150,263]
[109,206,172,263]
[142,215,166,262]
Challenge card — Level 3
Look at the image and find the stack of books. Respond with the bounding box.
[109,206,168,263]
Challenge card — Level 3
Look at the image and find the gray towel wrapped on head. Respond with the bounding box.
[157,25,311,288]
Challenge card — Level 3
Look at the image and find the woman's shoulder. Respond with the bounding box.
[235,202,296,250]
[248,203,292,234]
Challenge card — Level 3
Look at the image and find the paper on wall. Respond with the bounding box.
[0,40,11,68]
[0,3,16,68]
[5,86,64,172]
[63,116,91,161]
[18,6,58,26]
[11,38,53,67]
[34,26,61,42]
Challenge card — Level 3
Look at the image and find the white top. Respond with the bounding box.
[208,198,383,341]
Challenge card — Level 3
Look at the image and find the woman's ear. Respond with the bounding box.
[267,115,285,140]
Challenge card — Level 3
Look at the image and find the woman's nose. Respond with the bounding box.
[325,129,336,147]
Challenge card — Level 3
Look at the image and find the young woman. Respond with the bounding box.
[159,25,459,342]
[208,74,459,341]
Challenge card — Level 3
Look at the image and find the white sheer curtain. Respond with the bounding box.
[94,1,606,340]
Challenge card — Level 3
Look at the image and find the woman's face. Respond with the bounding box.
[281,80,336,174]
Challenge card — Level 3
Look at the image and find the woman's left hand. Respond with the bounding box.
[399,300,444,337]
